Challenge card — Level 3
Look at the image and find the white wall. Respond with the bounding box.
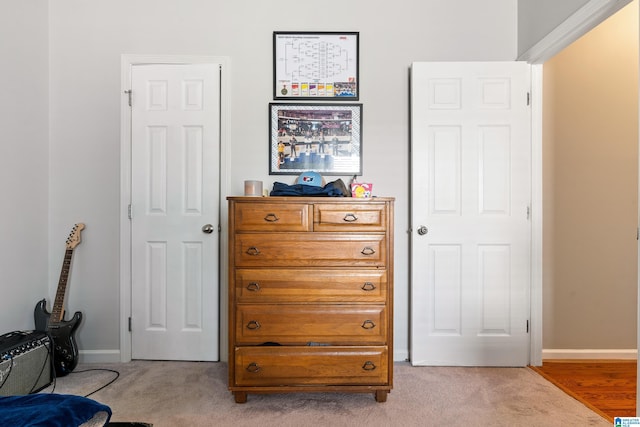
[0,1,49,332]
[52,0,518,362]
[4,0,517,361]
[517,0,590,54]
[517,0,633,62]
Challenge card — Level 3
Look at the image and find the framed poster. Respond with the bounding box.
[269,103,362,175]
[273,31,359,100]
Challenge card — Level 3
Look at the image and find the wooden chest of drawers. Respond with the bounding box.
[227,196,394,403]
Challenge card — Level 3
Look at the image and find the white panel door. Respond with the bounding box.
[131,64,220,361]
[410,62,531,366]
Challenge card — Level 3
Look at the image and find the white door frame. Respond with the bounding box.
[519,0,634,366]
[119,55,231,362]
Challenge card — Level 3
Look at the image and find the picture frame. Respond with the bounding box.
[273,31,359,100]
[269,103,363,176]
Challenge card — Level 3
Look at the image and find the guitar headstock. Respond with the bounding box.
[66,223,85,249]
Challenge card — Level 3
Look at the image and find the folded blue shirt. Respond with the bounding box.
[270,179,348,197]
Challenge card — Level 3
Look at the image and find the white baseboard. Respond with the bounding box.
[81,351,412,363]
[78,349,122,364]
[543,349,637,360]
[394,349,410,362]
[78,348,636,364]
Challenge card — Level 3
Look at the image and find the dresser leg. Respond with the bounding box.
[375,390,388,402]
[234,391,248,403]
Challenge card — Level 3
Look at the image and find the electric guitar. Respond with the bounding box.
[34,223,85,377]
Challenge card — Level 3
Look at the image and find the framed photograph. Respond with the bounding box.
[269,103,363,176]
[273,31,359,100]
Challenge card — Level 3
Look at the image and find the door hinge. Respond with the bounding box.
[128,204,132,220]
[128,317,132,332]
[527,92,530,106]
[526,319,529,333]
[527,205,531,220]
[124,89,132,107]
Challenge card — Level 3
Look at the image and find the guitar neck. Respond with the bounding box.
[51,248,74,323]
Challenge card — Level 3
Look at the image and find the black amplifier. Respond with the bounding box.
[0,330,52,395]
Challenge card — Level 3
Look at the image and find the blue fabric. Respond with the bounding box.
[0,394,111,427]
[270,179,348,197]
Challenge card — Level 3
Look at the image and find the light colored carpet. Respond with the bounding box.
[41,361,609,427]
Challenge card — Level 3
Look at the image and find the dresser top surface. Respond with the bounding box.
[227,196,394,203]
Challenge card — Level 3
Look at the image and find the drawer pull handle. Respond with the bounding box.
[361,282,376,291]
[264,213,279,222]
[246,320,261,330]
[246,362,261,373]
[361,247,376,256]
[246,246,261,256]
[362,361,377,371]
[343,213,358,222]
[246,282,261,291]
[361,320,376,329]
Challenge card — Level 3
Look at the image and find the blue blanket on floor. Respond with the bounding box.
[0,394,111,426]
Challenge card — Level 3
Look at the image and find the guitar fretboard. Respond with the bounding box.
[51,248,74,323]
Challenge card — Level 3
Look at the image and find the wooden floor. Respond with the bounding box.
[530,360,636,422]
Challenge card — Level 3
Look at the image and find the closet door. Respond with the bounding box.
[130,63,221,361]
[410,61,531,366]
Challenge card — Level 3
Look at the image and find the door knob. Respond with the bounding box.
[202,224,214,234]
[417,226,428,236]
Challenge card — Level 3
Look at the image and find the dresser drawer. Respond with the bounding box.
[314,203,388,232]
[233,202,311,232]
[235,268,387,302]
[234,233,386,267]
[235,304,387,345]
[234,346,389,386]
